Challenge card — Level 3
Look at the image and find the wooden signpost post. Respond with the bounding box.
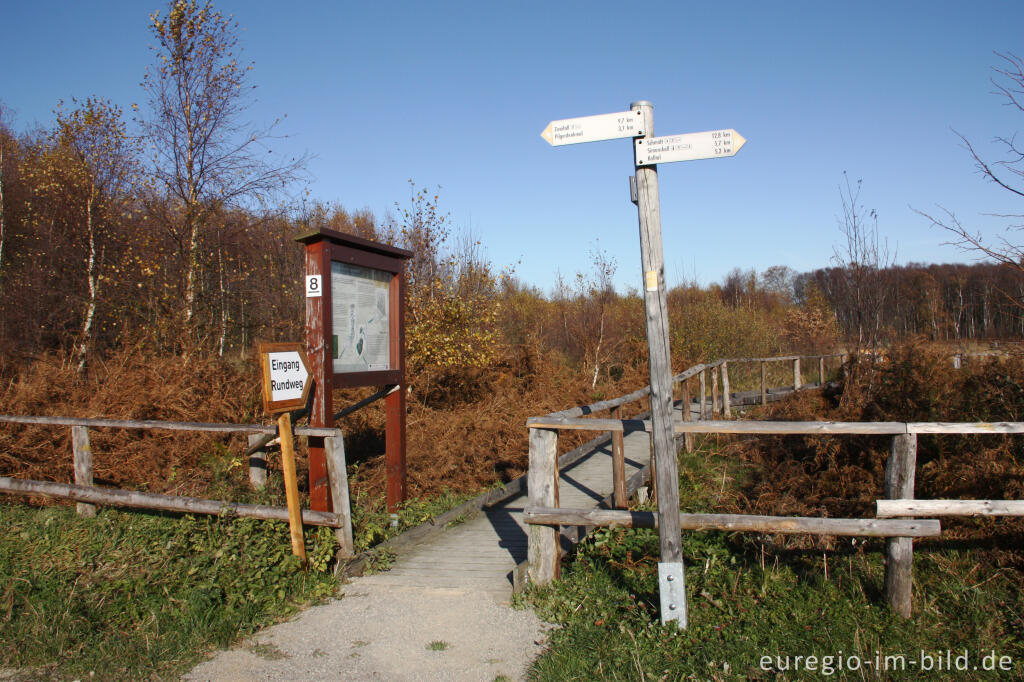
[542,102,747,627]
[258,342,313,561]
[296,229,412,517]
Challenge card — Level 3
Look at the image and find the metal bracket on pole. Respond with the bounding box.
[629,175,639,205]
[658,561,687,627]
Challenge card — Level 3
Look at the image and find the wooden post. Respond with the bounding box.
[819,356,825,386]
[324,431,355,557]
[721,361,731,418]
[611,405,627,509]
[699,369,707,419]
[632,100,686,627]
[247,433,268,489]
[793,358,801,391]
[884,433,917,618]
[527,427,560,585]
[304,239,332,512]
[277,413,307,562]
[760,361,768,406]
[71,426,95,518]
[681,378,693,453]
[711,366,719,417]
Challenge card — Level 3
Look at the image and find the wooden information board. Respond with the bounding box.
[296,229,412,513]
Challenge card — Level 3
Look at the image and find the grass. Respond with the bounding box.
[0,480,483,679]
[0,502,339,680]
[427,640,451,651]
[523,444,1024,680]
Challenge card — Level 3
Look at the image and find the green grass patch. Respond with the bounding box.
[524,445,1024,680]
[0,502,339,679]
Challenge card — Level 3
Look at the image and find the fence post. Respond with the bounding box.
[711,366,719,417]
[699,369,707,419]
[247,433,268,489]
[681,378,693,452]
[884,432,918,618]
[324,431,355,557]
[721,361,731,418]
[611,406,627,509]
[71,426,95,518]
[793,358,801,391]
[761,361,767,406]
[528,427,560,586]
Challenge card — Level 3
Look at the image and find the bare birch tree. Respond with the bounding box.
[141,0,306,334]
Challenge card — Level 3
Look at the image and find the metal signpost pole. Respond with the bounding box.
[630,100,687,627]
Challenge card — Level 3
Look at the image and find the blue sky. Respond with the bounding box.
[3,1,1023,293]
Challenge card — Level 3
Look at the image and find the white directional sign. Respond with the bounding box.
[634,129,746,165]
[541,110,645,146]
[259,343,312,414]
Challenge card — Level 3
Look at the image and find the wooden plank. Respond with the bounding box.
[527,427,559,585]
[884,433,917,618]
[71,426,95,518]
[247,433,268,488]
[527,417,910,435]
[819,356,825,385]
[711,366,719,417]
[793,358,801,390]
[611,405,626,508]
[324,433,355,557]
[699,370,707,419]
[878,499,1024,517]
[0,476,341,526]
[761,361,768,406]
[0,414,336,436]
[522,507,941,537]
[722,361,731,418]
[907,422,1024,434]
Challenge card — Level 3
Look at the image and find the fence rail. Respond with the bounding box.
[0,414,354,556]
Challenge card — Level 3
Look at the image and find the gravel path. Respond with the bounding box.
[184,572,551,681]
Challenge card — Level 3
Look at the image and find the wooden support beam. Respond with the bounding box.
[522,507,940,537]
[699,369,707,420]
[761,361,767,406]
[819,356,825,385]
[0,476,342,527]
[526,416,910,435]
[884,433,917,618]
[681,379,693,452]
[71,426,95,518]
[611,405,627,509]
[324,433,355,557]
[0,413,337,437]
[877,499,1024,517]
[711,366,719,417]
[247,433,268,489]
[721,361,731,418]
[793,358,801,391]
[527,428,560,586]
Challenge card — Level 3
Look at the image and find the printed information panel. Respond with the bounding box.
[331,261,391,373]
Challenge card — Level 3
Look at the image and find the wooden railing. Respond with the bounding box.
[524,353,1024,619]
[0,414,355,556]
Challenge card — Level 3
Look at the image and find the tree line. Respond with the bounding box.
[1,1,1021,386]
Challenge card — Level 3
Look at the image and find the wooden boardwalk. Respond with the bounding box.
[366,404,690,600]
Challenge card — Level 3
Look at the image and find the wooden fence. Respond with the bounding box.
[0,414,355,556]
[524,352,1023,619]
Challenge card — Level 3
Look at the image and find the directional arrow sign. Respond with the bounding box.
[541,110,645,146]
[259,342,312,414]
[634,129,746,165]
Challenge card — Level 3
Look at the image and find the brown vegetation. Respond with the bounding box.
[732,340,1024,565]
